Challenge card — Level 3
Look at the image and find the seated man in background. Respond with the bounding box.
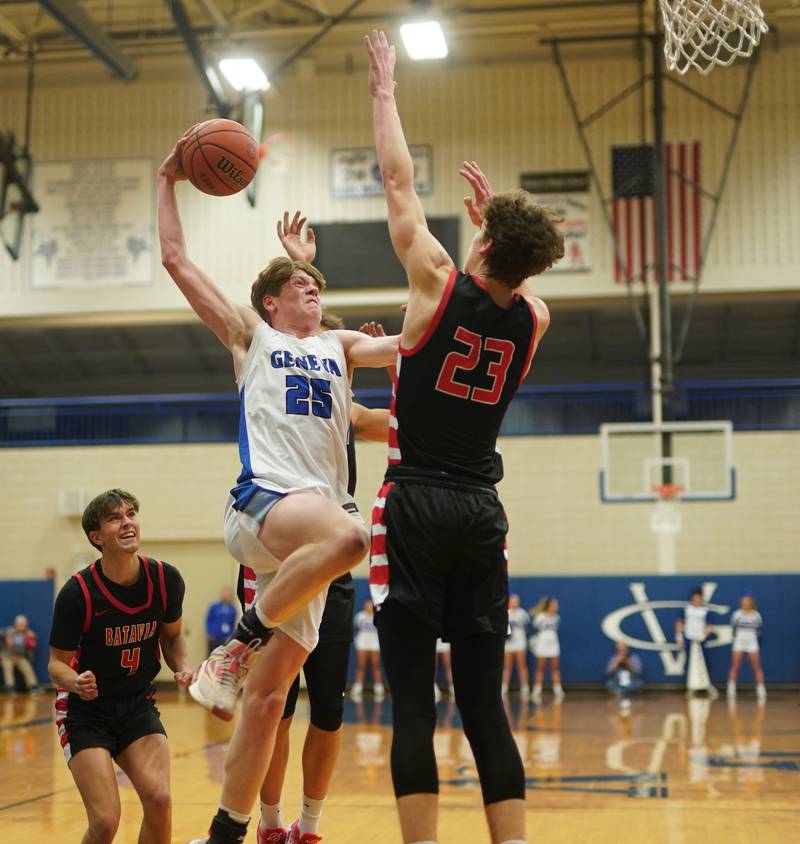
[2,614,42,695]
[605,642,644,697]
[205,586,238,656]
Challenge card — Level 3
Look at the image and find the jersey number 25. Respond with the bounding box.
[285,375,333,418]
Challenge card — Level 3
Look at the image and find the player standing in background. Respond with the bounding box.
[352,600,384,702]
[676,588,719,698]
[502,595,531,700]
[48,489,191,844]
[727,592,765,703]
[529,597,563,704]
[364,29,563,844]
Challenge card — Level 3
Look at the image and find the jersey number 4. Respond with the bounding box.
[435,327,514,405]
[285,375,332,419]
[121,647,141,675]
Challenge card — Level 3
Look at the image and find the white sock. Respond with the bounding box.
[220,804,250,825]
[260,801,282,830]
[554,683,564,694]
[255,604,278,629]
[299,793,325,835]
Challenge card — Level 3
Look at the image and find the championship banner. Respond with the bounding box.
[331,145,433,198]
[520,171,591,271]
[29,158,154,289]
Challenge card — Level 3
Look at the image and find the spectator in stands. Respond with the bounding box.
[605,641,644,698]
[204,586,237,656]
[2,614,42,694]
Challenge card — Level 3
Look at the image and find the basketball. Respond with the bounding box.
[181,119,259,196]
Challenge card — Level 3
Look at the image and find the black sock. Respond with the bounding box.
[225,607,274,648]
[207,809,248,843]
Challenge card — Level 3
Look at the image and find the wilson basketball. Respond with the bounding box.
[181,119,259,196]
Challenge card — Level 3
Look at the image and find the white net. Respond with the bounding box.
[659,0,768,75]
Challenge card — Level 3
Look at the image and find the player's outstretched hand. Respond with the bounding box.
[459,161,495,227]
[358,321,386,338]
[74,670,98,701]
[277,210,316,263]
[364,30,396,97]
[158,124,201,184]
[174,670,194,688]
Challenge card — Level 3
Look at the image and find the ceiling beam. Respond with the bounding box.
[37,0,137,80]
[0,12,26,50]
[162,0,231,117]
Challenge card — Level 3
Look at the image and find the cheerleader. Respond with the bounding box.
[351,600,384,701]
[502,594,531,699]
[727,592,766,703]
[529,597,564,704]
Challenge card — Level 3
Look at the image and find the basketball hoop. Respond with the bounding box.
[659,0,768,75]
[650,483,684,535]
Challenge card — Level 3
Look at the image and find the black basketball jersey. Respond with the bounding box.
[390,269,536,485]
[50,557,183,700]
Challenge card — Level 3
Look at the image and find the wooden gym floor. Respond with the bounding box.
[1,689,798,843]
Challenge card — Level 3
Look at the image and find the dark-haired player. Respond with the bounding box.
[364,30,564,844]
[48,489,191,844]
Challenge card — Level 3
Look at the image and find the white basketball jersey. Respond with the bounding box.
[232,321,351,503]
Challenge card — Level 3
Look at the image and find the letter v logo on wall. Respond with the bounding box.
[601,583,731,677]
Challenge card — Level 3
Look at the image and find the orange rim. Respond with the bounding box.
[651,483,685,500]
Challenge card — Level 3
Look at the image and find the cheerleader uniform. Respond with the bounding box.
[731,609,762,653]
[531,613,560,658]
[505,608,530,653]
[354,611,380,652]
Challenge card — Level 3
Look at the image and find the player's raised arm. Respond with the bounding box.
[364,30,453,289]
[460,160,551,358]
[157,134,260,368]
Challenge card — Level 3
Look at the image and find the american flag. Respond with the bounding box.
[611,142,702,284]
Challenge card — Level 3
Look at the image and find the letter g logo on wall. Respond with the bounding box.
[601,582,731,676]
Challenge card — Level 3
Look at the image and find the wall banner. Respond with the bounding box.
[332,145,432,198]
[520,170,591,272]
[29,158,154,289]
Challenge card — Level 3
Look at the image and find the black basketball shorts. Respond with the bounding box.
[369,478,510,642]
[55,685,166,764]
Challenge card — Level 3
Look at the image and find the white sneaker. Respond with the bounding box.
[520,685,530,701]
[756,685,767,704]
[727,682,736,699]
[189,638,260,721]
[531,687,542,704]
[553,688,565,703]
[434,684,442,703]
[374,683,385,701]
[501,684,508,699]
[350,682,363,701]
[448,684,455,697]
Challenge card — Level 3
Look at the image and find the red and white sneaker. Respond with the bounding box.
[287,820,322,843]
[257,822,288,844]
[188,638,261,721]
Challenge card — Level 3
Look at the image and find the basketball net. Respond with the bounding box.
[650,483,683,535]
[659,0,768,75]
